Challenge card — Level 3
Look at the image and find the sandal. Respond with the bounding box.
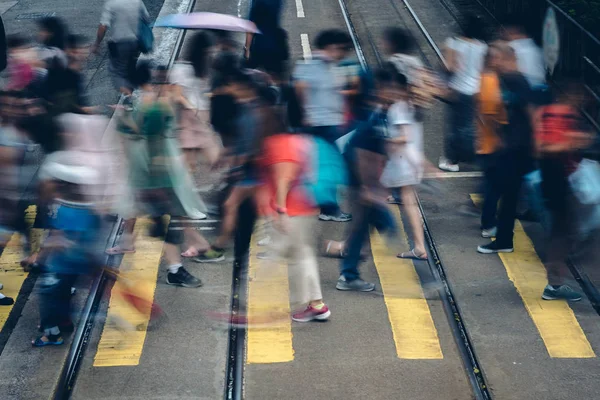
[32,334,64,347]
[323,240,346,258]
[181,247,207,258]
[397,249,428,260]
[387,195,402,205]
[105,246,136,255]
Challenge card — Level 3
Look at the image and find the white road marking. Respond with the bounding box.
[423,171,483,179]
[295,0,305,18]
[300,34,312,60]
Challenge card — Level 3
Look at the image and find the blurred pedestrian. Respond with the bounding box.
[33,151,105,346]
[170,31,221,173]
[378,68,426,261]
[439,14,487,172]
[336,65,399,292]
[475,44,507,239]
[245,0,289,81]
[257,109,331,322]
[477,44,539,254]
[535,81,592,301]
[36,17,68,70]
[293,29,354,222]
[92,0,150,95]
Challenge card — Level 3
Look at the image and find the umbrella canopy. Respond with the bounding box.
[154,12,261,33]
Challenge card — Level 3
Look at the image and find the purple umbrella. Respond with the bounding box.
[154,12,261,33]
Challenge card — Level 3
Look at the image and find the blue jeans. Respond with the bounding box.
[341,203,397,281]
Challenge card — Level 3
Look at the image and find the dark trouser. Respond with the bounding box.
[39,273,78,332]
[107,39,140,92]
[495,151,530,246]
[480,154,501,230]
[540,157,572,285]
[445,93,476,164]
[233,196,257,264]
[341,203,397,281]
[308,125,345,216]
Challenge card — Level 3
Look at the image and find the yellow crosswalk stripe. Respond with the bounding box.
[471,194,595,358]
[93,218,165,367]
[0,206,39,330]
[246,232,294,364]
[371,205,443,359]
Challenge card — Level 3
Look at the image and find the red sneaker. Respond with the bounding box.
[292,304,331,322]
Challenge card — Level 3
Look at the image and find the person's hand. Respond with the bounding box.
[90,43,101,55]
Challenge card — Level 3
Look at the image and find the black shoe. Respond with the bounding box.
[0,296,14,306]
[477,241,514,254]
[166,267,203,288]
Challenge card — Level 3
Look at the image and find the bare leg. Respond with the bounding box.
[106,218,137,254]
[213,186,254,249]
[183,149,200,174]
[401,186,426,256]
[181,227,210,257]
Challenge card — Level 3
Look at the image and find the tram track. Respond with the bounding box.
[51,0,199,397]
[337,0,493,398]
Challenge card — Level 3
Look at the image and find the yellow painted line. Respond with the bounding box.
[0,206,37,330]
[470,194,595,358]
[246,228,294,364]
[371,206,443,359]
[93,218,165,367]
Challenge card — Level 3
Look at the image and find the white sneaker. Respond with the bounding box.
[0,283,3,290]
[481,227,497,238]
[438,157,459,172]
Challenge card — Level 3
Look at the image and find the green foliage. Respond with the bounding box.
[555,0,600,37]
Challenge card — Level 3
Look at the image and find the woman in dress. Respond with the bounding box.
[378,65,427,260]
[106,62,210,266]
[170,32,221,173]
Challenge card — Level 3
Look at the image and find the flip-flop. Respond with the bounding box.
[397,249,428,260]
[105,246,136,256]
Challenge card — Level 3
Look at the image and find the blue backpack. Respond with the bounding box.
[303,137,349,207]
[138,7,154,54]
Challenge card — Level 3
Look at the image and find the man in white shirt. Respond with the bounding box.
[503,17,547,88]
[92,0,149,95]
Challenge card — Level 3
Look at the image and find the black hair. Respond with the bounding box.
[383,27,417,54]
[376,62,408,88]
[66,34,88,49]
[185,31,214,78]
[37,17,68,50]
[314,29,351,50]
[7,34,30,49]
[462,14,486,41]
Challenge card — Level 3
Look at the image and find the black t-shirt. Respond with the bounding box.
[44,67,88,114]
[499,73,536,153]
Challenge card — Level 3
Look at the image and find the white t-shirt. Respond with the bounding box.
[100,0,149,43]
[380,101,423,188]
[510,38,546,87]
[169,62,211,111]
[445,37,487,95]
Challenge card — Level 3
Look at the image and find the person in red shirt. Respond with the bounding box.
[534,81,592,302]
[256,112,330,322]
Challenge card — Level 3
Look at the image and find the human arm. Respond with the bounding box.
[244,33,253,60]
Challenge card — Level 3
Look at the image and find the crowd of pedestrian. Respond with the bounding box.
[0,0,596,348]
